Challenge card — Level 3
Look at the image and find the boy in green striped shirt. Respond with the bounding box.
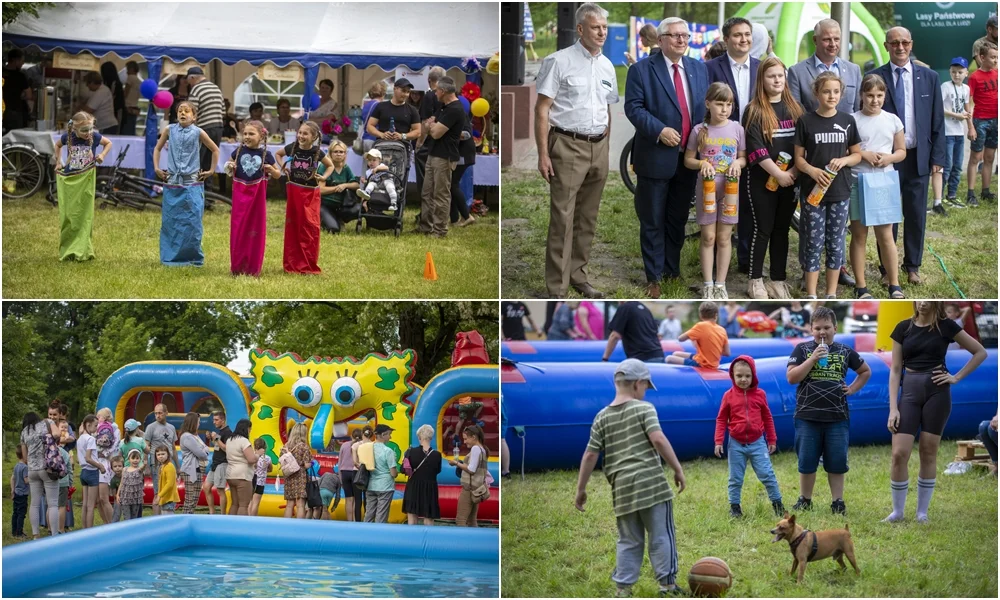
[575,359,687,597]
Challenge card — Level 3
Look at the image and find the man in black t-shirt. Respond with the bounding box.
[416,66,447,195]
[601,301,665,363]
[502,301,540,340]
[418,77,468,237]
[366,78,421,144]
[205,411,233,515]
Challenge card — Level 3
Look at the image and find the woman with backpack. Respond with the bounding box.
[19,412,63,539]
[403,424,442,525]
[280,423,314,519]
[449,425,491,527]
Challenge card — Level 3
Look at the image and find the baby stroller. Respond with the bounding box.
[356,139,408,237]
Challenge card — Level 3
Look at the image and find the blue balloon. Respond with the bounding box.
[459,96,471,113]
[304,92,322,111]
[139,78,159,100]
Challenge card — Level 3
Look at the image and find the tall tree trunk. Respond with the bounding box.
[397,303,427,382]
[662,2,678,19]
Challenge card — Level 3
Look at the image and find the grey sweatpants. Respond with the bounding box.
[364,490,393,523]
[612,500,678,587]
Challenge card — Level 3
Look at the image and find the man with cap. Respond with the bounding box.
[973,15,998,69]
[576,358,686,597]
[364,424,399,523]
[365,78,421,143]
[601,300,666,363]
[185,67,225,189]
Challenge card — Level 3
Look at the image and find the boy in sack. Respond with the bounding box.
[714,355,784,518]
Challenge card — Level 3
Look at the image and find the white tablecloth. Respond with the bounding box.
[45,133,499,186]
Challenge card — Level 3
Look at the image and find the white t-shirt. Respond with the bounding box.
[658,317,682,340]
[77,433,98,471]
[851,110,904,174]
[940,82,970,137]
[85,85,118,131]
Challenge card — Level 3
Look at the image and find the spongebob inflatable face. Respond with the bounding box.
[248,349,416,472]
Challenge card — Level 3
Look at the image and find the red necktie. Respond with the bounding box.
[673,63,691,147]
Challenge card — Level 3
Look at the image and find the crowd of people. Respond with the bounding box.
[535,3,998,300]
[574,301,990,596]
[11,402,491,540]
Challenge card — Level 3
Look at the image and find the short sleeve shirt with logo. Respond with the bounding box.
[230,146,275,182]
[60,132,105,172]
[587,400,674,517]
[941,82,971,136]
[502,301,531,340]
[536,41,620,136]
[283,143,322,187]
[969,68,998,120]
[794,111,861,202]
[787,341,864,422]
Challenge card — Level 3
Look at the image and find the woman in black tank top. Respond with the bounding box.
[884,301,987,524]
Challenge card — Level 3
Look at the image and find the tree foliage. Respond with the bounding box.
[2,2,52,26]
[1,314,51,433]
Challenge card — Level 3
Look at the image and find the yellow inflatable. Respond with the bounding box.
[876,301,914,351]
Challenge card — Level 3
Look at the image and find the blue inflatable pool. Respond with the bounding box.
[502,349,998,470]
[2,516,498,598]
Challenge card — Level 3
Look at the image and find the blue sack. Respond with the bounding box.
[858,170,902,227]
[160,181,205,266]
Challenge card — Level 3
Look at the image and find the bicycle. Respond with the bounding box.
[96,144,232,211]
[2,140,56,204]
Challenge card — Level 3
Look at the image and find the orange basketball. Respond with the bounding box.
[687,556,733,597]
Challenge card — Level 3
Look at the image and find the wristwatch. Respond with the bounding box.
[402,133,408,141]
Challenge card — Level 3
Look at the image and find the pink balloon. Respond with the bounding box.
[152,90,174,110]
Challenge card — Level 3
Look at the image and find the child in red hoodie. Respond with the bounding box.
[714,355,784,518]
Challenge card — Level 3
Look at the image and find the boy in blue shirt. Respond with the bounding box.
[11,447,30,539]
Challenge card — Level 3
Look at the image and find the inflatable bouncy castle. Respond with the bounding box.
[95,334,499,523]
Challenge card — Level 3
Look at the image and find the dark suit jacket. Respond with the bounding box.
[866,61,946,176]
[624,53,709,180]
[705,54,760,121]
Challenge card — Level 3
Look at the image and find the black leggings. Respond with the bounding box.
[320,202,359,234]
[747,165,797,280]
[450,164,471,223]
[898,370,952,436]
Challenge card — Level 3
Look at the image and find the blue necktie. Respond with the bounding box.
[894,67,906,131]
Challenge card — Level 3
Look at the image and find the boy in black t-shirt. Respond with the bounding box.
[502,301,539,340]
[793,72,862,299]
[785,307,871,515]
[602,301,665,362]
[418,77,469,237]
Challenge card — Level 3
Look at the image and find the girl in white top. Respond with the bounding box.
[848,74,906,300]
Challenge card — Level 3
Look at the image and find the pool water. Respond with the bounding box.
[27,547,499,598]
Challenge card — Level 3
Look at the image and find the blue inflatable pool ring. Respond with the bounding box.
[502,349,997,470]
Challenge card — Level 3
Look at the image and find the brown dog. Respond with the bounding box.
[770,512,860,583]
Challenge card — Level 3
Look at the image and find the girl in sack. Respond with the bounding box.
[449,425,493,527]
[849,74,907,300]
[53,112,112,262]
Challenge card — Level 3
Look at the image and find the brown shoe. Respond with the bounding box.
[572,283,605,299]
[907,271,921,285]
[645,282,661,299]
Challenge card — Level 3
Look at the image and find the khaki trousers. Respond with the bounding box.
[455,487,480,527]
[545,132,609,296]
[420,155,456,236]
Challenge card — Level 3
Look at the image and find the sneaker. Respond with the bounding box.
[455,216,476,227]
[945,196,966,208]
[930,203,947,216]
[701,284,714,299]
[714,284,728,300]
[356,188,371,200]
[659,585,686,597]
[388,202,397,211]
[792,496,813,511]
[967,190,979,207]
[615,586,633,598]
[983,190,997,202]
[831,498,847,515]
[730,503,743,518]
[769,280,793,299]
[748,278,768,299]
[772,499,786,517]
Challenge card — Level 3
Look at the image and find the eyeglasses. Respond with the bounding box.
[887,40,912,48]
[660,32,690,41]
[76,126,94,134]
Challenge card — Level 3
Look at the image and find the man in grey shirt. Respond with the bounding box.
[144,403,177,516]
[185,67,225,189]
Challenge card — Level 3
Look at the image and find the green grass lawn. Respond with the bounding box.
[501,442,998,598]
[2,195,498,299]
[501,169,998,299]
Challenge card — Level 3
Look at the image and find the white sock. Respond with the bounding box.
[884,479,908,522]
[933,198,942,206]
[916,477,935,522]
[703,281,713,288]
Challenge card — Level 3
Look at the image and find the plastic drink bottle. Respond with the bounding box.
[723,174,739,217]
[817,335,829,367]
[766,152,792,191]
[702,173,717,214]
[390,117,396,133]
[806,166,839,207]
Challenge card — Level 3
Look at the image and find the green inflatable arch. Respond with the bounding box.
[735,2,887,68]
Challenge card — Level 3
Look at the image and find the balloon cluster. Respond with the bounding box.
[139,78,173,110]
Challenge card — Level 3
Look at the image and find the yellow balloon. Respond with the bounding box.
[471,98,490,118]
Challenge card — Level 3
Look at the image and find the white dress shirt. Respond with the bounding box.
[536,41,619,136]
[892,61,917,149]
[663,53,692,118]
[728,53,751,121]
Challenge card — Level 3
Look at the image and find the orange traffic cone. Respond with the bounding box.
[424,251,438,281]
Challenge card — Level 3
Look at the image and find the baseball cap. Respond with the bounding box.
[950,56,969,68]
[124,418,142,432]
[365,148,382,160]
[614,358,657,391]
[374,424,394,435]
[394,77,413,90]
[186,66,204,77]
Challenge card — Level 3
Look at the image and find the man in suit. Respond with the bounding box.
[868,26,946,285]
[787,18,860,287]
[705,16,759,274]
[624,17,709,298]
